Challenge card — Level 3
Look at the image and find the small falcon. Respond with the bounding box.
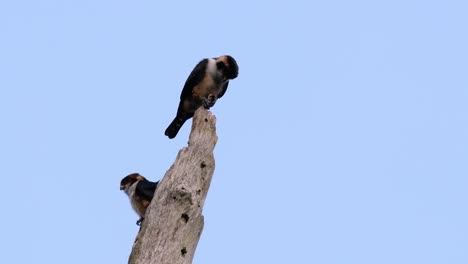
[120,173,159,226]
[165,55,239,139]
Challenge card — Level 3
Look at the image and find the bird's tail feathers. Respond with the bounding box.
[164,113,189,139]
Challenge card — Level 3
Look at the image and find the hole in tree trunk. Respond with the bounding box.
[181,213,189,223]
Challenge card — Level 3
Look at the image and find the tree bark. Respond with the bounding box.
[128,108,218,264]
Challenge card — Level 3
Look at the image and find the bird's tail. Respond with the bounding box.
[164,114,190,139]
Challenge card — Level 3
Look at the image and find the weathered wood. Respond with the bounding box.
[128,107,218,264]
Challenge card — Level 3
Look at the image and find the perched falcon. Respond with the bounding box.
[120,173,159,226]
[165,55,239,139]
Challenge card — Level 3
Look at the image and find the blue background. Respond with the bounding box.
[1,1,467,263]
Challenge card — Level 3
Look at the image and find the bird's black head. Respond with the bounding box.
[216,55,239,80]
[120,173,144,191]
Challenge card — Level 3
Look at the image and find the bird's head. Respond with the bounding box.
[215,55,239,80]
[120,173,145,193]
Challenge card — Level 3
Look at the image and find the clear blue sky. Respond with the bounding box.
[1,1,467,263]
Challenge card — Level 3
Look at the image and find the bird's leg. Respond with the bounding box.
[193,96,209,109]
[136,217,144,226]
[202,94,217,108]
[201,97,210,109]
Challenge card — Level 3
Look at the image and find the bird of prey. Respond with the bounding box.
[164,55,239,139]
[120,173,159,226]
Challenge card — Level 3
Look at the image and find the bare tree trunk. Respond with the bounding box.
[128,108,218,264]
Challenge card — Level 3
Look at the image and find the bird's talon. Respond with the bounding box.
[136,218,144,226]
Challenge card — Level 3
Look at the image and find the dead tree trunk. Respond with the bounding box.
[128,108,218,264]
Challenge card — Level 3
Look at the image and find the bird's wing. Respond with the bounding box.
[179,59,208,101]
[217,81,229,99]
[136,179,158,201]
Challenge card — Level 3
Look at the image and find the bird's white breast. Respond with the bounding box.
[206,58,217,76]
[127,183,143,217]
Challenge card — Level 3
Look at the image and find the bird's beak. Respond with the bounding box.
[120,186,125,190]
